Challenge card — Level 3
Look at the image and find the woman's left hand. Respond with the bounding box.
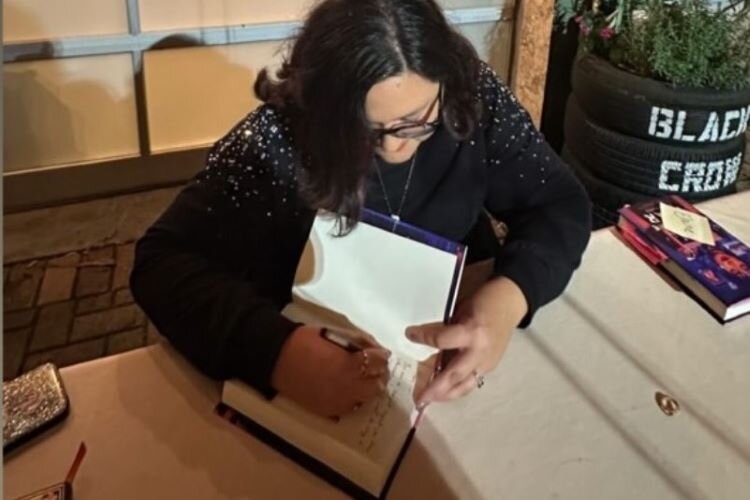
[405,276,528,406]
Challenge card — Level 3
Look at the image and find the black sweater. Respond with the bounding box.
[130,64,592,396]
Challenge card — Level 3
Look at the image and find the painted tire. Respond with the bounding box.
[562,147,649,225]
[564,96,743,199]
[571,55,750,146]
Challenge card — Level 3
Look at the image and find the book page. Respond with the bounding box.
[291,214,461,361]
[269,355,418,459]
[222,353,424,494]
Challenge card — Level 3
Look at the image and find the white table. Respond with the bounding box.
[5,192,750,500]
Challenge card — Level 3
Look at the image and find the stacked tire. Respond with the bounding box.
[564,55,750,229]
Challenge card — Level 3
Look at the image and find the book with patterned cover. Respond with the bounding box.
[619,195,750,322]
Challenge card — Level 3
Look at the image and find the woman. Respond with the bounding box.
[131,0,591,418]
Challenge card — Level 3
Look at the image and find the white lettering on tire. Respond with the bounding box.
[682,163,706,192]
[704,161,724,191]
[720,110,741,141]
[657,153,743,193]
[649,105,750,142]
[698,112,720,142]
[649,107,674,139]
[658,161,682,191]
[723,154,742,187]
[674,111,695,142]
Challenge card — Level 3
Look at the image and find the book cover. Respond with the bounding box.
[616,216,668,266]
[219,210,467,499]
[620,196,750,317]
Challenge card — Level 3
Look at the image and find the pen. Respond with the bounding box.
[320,327,363,353]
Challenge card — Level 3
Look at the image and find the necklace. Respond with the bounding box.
[374,151,417,227]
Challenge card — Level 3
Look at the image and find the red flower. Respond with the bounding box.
[575,15,592,35]
[599,26,615,40]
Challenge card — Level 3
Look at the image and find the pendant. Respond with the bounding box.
[390,214,400,231]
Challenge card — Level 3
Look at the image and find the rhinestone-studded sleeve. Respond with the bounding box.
[131,106,313,397]
[478,64,592,326]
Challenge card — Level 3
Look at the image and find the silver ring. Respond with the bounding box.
[359,350,370,377]
[472,369,485,389]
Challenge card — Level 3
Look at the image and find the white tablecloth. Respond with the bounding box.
[5,192,750,500]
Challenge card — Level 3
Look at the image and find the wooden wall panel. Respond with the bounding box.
[144,42,282,152]
[4,54,139,172]
[3,0,128,42]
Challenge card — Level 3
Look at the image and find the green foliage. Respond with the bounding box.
[568,0,750,89]
[555,0,584,29]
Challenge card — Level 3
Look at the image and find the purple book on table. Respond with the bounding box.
[620,195,750,322]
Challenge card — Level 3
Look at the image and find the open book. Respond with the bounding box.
[219,209,467,499]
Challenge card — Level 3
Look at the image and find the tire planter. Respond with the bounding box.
[562,147,649,229]
[565,96,743,199]
[571,55,750,146]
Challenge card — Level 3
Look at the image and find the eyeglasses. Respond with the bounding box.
[370,85,442,143]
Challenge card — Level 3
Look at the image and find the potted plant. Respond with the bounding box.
[556,0,750,227]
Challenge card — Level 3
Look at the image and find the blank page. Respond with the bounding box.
[292,214,460,361]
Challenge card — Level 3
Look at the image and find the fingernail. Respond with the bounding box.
[417,392,431,406]
[406,328,417,340]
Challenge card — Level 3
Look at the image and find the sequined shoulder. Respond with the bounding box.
[475,62,523,124]
[197,105,301,213]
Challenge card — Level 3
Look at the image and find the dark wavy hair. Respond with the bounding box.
[255,0,482,228]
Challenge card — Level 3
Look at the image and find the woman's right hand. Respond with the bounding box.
[271,326,391,418]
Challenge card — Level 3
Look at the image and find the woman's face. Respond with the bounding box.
[365,71,441,164]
